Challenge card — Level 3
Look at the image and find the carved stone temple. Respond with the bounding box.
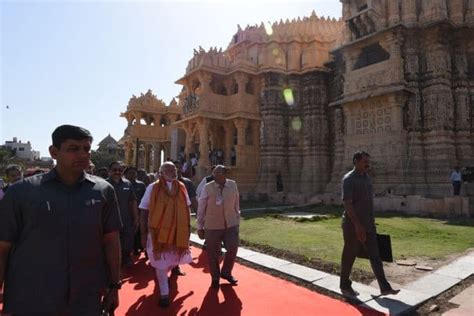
[121,0,474,214]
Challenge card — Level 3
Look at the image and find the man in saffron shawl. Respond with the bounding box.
[139,161,192,308]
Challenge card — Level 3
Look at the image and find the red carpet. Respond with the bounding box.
[0,247,383,315]
[117,247,383,315]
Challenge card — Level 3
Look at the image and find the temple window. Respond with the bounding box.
[353,43,390,70]
[160,116,168,127]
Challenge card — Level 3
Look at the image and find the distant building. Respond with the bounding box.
[97,134,124,158]
[3,137,40,161]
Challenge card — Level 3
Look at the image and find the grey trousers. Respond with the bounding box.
[340,225,391,291]
[205,225,239,281]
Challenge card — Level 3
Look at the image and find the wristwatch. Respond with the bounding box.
[108,281,122,290]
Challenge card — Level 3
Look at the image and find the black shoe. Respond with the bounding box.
[158,296,170,308]
[220,274,238,285]
[380,287,400,296]
[340,287,359,297]
[210,279,220,289]
[171,266,186,276]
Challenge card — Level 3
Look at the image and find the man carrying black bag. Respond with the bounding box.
[339,151,400,297]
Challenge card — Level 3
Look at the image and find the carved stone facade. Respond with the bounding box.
[173,11,342,191]
[330,0,474,198]
[120,90,182,171]
[121,2,473,204]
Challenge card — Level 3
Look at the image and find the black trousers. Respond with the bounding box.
[453,181,461,196]
[340,225,390,291]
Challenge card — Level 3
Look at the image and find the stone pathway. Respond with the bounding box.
[190,234,474,315]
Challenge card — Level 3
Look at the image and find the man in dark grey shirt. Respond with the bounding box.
[0,125,122,315]
[107,162,138,267]
[340,151,399,297]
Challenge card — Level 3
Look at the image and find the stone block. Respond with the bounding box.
[360,288,431,315]
[273,263,329,283]
[243,252,292,269]
[404,273,461,297]
[435,256,474,280]
[313,275,380,303]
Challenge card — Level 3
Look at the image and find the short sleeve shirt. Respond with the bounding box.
[107,177,137,226]
[0,169,122,314]
[341,169,375,230]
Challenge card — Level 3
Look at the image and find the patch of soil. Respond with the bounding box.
[414,275,474,315]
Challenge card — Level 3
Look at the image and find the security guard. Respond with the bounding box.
[0,125,122,315]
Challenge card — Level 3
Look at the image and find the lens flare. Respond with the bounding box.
[283,88,294,106]
[291,117,302,131]
[264,21,273,36]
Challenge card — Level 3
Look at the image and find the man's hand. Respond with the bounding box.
[197,229,205,240]
[102,289,119,314]
[355,224,366,243]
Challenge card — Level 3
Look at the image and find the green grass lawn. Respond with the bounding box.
[193,204,474,272]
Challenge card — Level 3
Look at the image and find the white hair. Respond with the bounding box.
[159,161,176,172]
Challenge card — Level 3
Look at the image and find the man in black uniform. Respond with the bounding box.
[107,162,138,267]
[0,125,122,315]
[124,166,147,255]
[340,151,399,297]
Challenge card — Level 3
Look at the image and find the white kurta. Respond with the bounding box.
[140,181,193,270]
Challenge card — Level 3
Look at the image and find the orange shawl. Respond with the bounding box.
[148,178,190,256]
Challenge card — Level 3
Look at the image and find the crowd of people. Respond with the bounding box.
[1,124,469,314]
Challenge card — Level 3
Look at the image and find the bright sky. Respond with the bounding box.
[1,0,341,158]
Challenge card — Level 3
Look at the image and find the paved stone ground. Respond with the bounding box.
[190,234,474,316]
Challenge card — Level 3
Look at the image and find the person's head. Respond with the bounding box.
[173,160,183,177]
[49,125,93,174]
[96,167,108,179]
[352,151,370,174]
[108,161,123,182]
[159,161,177,182]
[86,161,95,175]
[5,164,23,184]
[454,166,460,172]
[212,165,227,185]
[123,166,138,182]
[137,169,148,183]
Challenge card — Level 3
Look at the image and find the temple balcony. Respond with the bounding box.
[182,92,260,119]
[129,124,170,142]
[345,8,382,41]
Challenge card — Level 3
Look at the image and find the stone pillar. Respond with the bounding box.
[144,144,151,172]
[234,73,249,95]
[224,123,234,166]
[388,0,400,26]
[153,143,161,172]
[183,124,194,159]
[233,118,248,167]
[401,0,418,26]
[197,119,210,168]
[125,142,133,165]
[134,112,143,125]
[448,0,465,25]
[198,72,212,94]
[224,78,235,95]
[467,0,474,25]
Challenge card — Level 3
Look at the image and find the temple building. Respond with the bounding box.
[120,90,182,171]
[120,0,473,213]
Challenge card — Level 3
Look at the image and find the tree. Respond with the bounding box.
[91,150,121,169]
